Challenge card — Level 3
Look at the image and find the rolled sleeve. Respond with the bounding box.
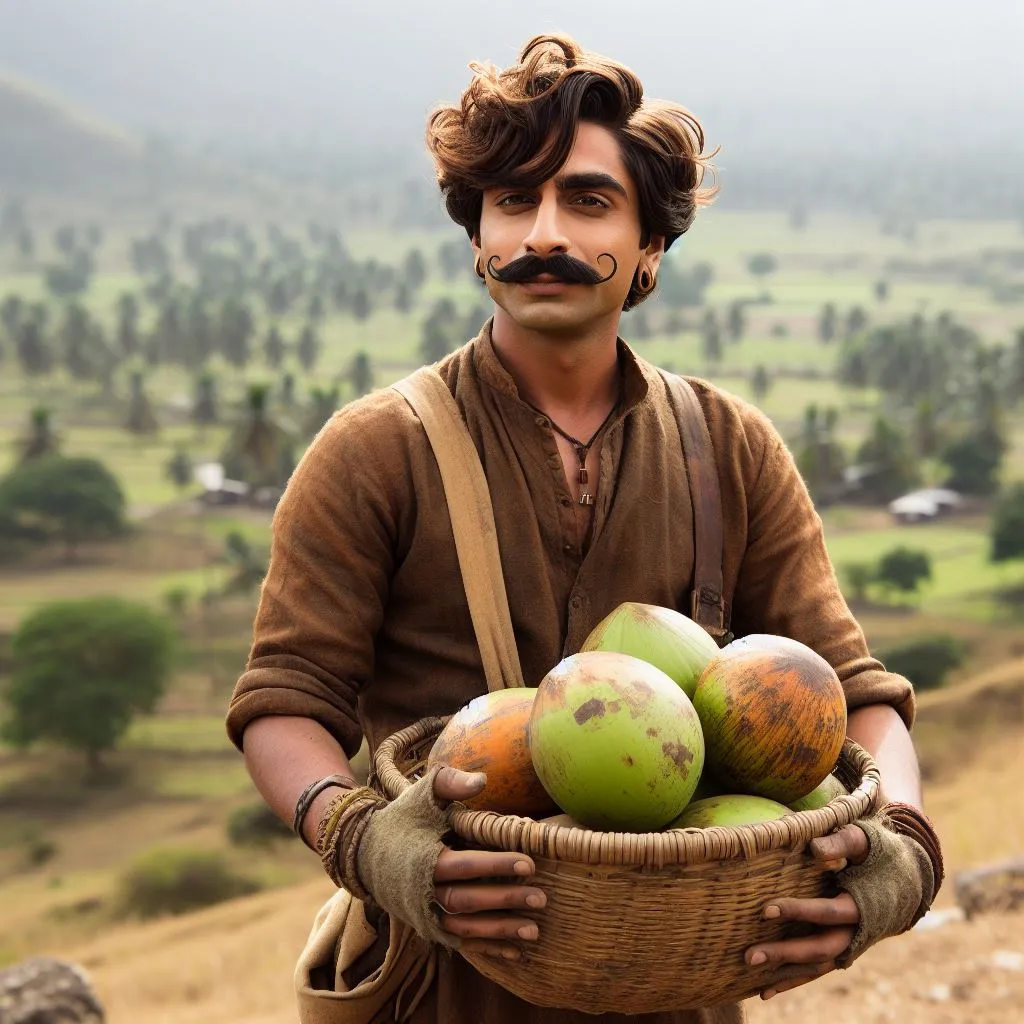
[225,402,400,757]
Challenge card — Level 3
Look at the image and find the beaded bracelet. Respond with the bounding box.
[882,801,945,901]
[292,772,359,847]
[315,786,385,898]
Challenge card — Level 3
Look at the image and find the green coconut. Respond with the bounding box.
[667,794,791,829]
[788,773,848,812]
[580,602,721,699]
[530,651,705,832]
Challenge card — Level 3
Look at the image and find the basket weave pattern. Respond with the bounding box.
[374,716,880,1013]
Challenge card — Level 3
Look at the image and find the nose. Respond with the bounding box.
[522,191,570,257]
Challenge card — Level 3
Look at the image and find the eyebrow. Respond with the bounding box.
[554,172,628,199]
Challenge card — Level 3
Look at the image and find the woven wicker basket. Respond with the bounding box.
[374,716,880,1014]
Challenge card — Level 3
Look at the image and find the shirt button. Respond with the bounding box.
[570,595,582,610]
[535,416,549,428]
[560,496,573,508]
[563,543,574,555]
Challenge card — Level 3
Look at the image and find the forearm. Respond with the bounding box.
[846,704,922,808]
[242,715,358,847]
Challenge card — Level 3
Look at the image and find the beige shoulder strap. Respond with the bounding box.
[392,368,524,691]
[659,370,730,642]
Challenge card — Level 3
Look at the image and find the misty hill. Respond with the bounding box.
[0,70,269,206]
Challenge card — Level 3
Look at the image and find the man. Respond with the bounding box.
[227,34,942,1024]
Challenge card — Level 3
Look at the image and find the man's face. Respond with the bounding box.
[474,122,662,334]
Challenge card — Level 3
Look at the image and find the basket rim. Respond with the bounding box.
[373,715,880,867]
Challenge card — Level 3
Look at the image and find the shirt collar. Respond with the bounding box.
[471,317,651,417]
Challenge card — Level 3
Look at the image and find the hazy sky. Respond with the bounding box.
[0,0,1020,151]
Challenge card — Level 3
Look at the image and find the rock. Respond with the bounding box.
[954,857,1024,920]
[991,949,1024,972]
[0,957,104,1023]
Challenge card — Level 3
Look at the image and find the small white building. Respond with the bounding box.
[888,488,962,523]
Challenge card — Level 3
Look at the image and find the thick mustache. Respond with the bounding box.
[486,252,617,286]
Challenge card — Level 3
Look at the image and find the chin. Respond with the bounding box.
[499,297,605,334]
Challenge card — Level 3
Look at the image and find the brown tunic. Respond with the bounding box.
[226,323,914,1024]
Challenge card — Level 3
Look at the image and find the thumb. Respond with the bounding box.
[432,765,487,806]
[810,823,870,868]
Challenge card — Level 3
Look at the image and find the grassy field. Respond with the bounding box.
[0,206,1022,1020]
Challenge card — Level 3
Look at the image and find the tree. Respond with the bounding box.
[222,531,269,596]
[875,547,932,599]
[192,372,219,428]
[351,287,372,322]
[307,293,325,324]
[991,482,1024,563]
[125,371,159,435]
[16,407,60,464]
[220,384,295,489]
[219,299,254,370]
[349,351,373,397]
[1008,328,1024,407]
[165,447,194,495]
[2,597,175,772]
[394,282,413,314]
[116,292,141,359]
[843,562,875,604]
[845,306,869,338]
[940,428,1006,496]
[751,364,771,403]
[794,405,846,504]
[403,248,428,290]
[0,455,125,558]
[437,239,466,281]
[264,325,286,369]
[746,252,778,283]
[303,386,340,437]
[15,312,53,378]
[726,302,745,343]
[297,324,321,373]
[818,303,837,344]
[1,294,23,340]
[855,416,920,504]
[700,309,722,365]
[874,279,889,303]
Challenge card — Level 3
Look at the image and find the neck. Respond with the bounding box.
[489,307,622,418]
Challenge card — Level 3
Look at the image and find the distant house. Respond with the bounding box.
[194,461,250,506]
[888,488,962,524]
[193,461,283,509]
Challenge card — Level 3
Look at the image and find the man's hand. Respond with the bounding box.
[744,824,868,1000]
[432,766,546,962]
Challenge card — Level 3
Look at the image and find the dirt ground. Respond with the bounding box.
[750,909,1024,1024]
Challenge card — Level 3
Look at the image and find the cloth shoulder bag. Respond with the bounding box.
[294,365,727,1022]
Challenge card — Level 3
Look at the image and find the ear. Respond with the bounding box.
[645,234,666,274]
[470,233,482,263]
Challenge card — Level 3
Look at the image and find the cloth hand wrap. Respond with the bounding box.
[836,816,935,967]
[355,767,458,949]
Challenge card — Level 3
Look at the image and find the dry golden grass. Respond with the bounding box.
[8,663,1013,1024]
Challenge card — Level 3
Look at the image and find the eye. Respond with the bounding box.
[496,193,534,207]
[572,194,610,209]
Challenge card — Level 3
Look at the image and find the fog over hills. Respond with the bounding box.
[0,0,1021,213]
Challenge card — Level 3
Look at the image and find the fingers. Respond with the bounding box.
[809,823,869,869]
[436,882,546,915]
[759,960,836,1000]
[761,893,859,927]
[746,925,855,970]
[432,765,487,806]
[459,937,526,962]
[441,911,540,943]
[434,848,535,883]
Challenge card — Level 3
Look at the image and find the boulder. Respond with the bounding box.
[0,957,104,1023]
[954,858,1024,920]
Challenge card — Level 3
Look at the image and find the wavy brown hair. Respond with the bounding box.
[426,34,717,309]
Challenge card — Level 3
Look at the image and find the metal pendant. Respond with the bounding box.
[579,492,594,506]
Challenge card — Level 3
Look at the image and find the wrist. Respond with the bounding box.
[292,772,359,849]
[880,800,944,903]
